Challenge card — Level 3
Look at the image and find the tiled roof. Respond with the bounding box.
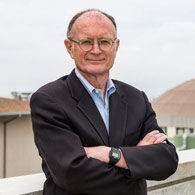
[152,79,195,116]
[0,97,30,113]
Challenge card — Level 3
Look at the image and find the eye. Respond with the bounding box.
[80,39,92,46]
[100,39,111,46]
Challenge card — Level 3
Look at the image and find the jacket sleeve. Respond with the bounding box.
[120,92,178,181]
[30,91,134,194]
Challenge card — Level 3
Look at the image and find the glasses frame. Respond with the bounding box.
[69,37,117,52]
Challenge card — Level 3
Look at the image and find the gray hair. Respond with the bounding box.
[67,9,117,39]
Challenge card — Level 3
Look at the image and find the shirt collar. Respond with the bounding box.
[75,68,116,95]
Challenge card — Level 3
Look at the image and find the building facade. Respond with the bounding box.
[0,97,41,178]
[152,79,195,138]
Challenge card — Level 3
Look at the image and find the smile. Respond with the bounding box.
[86,58,105,61]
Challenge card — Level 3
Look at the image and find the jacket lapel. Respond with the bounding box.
[77,92,109,145]
[109,90,128,147]
[67,70,109,145]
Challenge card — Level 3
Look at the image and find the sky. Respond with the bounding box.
[1,0,195,100]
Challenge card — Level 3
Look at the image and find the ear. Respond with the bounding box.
[115,39,120,52]
[64,39,74,58]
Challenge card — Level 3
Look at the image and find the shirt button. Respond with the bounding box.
[95,90,99,94]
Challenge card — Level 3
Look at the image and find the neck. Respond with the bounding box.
[77,69,109,99]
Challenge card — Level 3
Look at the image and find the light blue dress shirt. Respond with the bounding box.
[75,69,116,134]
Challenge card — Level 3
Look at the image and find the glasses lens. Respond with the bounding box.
[99,39,112,51]
[80,39,93,51]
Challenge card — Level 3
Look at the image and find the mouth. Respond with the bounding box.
[86,58,105,62]
[87,58,105,60]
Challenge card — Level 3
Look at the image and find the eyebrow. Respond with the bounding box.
[78,37,114,40]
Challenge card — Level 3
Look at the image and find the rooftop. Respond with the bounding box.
[0,97,30,113]
[152,79,195,116]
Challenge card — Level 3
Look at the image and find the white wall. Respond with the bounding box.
[6,115,42,177]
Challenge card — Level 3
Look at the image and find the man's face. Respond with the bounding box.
[65,12,120,76]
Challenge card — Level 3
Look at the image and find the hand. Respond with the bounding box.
[137,130,167,146]
[84,146,128,169]
[84,146,110,163]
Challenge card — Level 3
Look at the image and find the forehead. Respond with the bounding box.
[72,12,116,38]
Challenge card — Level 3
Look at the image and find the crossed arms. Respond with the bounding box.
[30,90,178,194]
[85,130,167,169]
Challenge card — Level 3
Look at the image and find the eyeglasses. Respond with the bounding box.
[69,38,117,52]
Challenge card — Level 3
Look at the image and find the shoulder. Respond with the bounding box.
[112,79,151,107]
[30,75,70,105]
[113,79,144,98]
[36,75,69,96]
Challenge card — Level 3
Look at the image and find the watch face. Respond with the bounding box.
[109,148,121,165]
[113,152,119,159]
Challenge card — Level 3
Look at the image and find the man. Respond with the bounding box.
[30,9,178,195]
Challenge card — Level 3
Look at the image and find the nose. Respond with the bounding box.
[90,40,102,55]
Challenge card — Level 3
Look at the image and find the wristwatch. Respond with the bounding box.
[109,147,121,165]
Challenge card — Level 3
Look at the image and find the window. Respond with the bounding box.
[176,127,194,135]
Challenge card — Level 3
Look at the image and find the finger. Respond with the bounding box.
[147,130,159,136]
[154,133,166,138]
[142,130,159,142]
[141,135,157,145]
[146,131,162,141]
[146,133,166,144]
[154,134,167,144]
[139,131,164,146]
[148,134,159,143]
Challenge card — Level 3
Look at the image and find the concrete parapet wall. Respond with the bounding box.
[0,149,195,195]
[0,173,45,195]
[147,148,195,195]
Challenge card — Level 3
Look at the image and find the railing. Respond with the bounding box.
[0,149,195,195]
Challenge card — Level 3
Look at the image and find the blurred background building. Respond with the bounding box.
[0,96,41,178]
[152,79,195,150]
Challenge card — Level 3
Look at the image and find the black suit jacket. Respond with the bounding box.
[30,69,178,195]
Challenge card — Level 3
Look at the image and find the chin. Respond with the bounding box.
[76,63,112,76]
[87,67,110,75]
